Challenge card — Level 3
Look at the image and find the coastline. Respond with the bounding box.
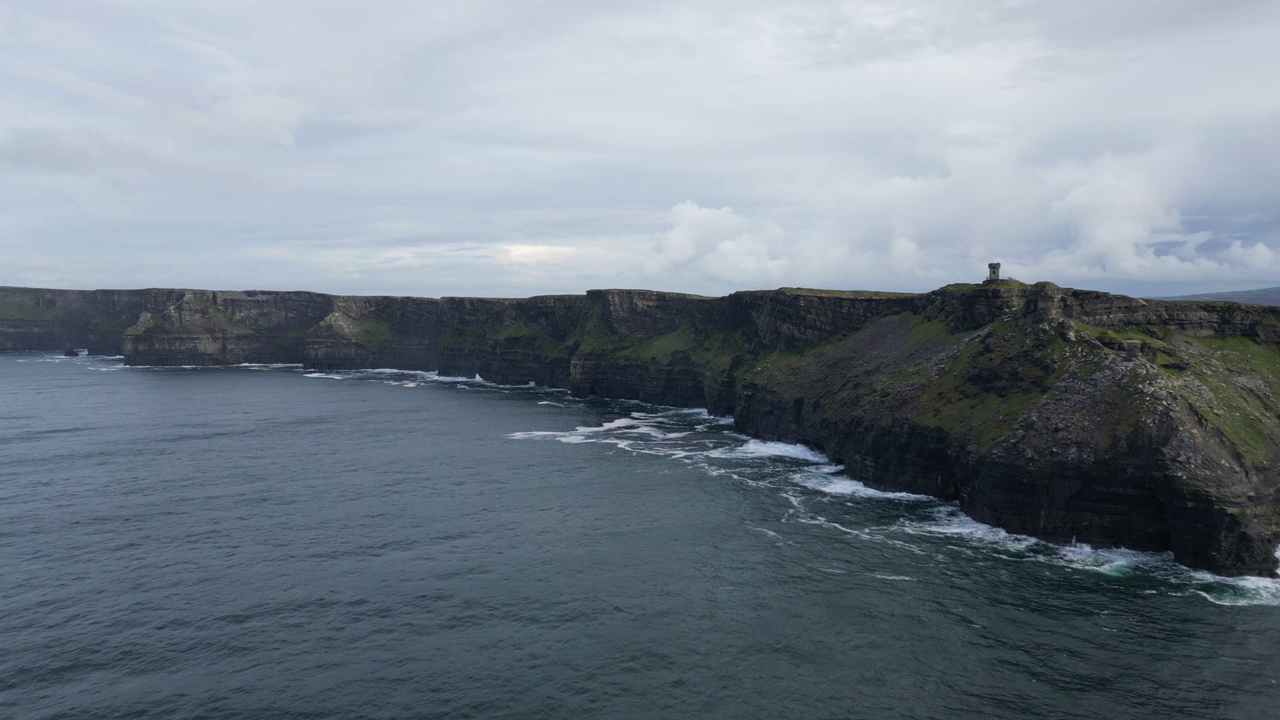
[4,282,1280,576]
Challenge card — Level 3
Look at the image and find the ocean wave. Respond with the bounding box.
[103,357,1280,605]
[1189,573,1280,606]
[791,467,932,502]
[707,439,830,463]
[508,413,713,449]
[897,506,1041,551]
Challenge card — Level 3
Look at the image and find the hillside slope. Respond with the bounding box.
[1162,287,1280,306]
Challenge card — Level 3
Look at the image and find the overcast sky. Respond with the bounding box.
[1,0,1277,298]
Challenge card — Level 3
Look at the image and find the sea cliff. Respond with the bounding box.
[4,281,1279,577]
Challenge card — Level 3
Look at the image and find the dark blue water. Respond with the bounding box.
[2,353,1279,720]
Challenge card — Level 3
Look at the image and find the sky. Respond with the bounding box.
[1,0,1278,298]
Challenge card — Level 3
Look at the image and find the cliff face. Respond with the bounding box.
[0,287,184,355]
[3,281,1278,577]
[734,290,1280,577]
[122,290,335,365]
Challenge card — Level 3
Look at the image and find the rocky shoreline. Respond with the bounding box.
[4,281,1279,576]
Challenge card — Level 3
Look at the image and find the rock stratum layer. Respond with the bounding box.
[4,281,1280,577]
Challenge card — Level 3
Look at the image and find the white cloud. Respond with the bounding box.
[1001,171,1280,285]
[645,201,787,282]
[0,0,1277,296]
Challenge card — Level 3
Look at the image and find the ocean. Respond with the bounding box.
[2,352,1278,719]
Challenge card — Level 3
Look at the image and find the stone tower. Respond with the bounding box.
[987,262,1001,283]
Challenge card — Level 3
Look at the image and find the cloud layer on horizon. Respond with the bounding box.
[1,0,1277,297]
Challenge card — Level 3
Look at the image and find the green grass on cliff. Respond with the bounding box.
[1067,322,1280,463]
[438,320,565,357]
[776,288,918,298]
[194,312,256,336]
[453,313,743,368]
[904,319,1066,448]
[905,318,953,344]
[937,280,1030,295]
[172,294,258,336]
[750,312,1083,451]
[1181,336,1280,462]
[735,303,1280,469]
[618,324,744,370]
[0,302,63,321]
[620,324,698,361]
[350,317,395,352]
[1072,321,1167,345]
[0,302,132,335]
[89,314,129,333]
[490,321,562,356]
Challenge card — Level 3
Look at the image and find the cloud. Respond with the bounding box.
[644,201,788,286]
[1000,171,1279,285]
[0,0,1277,296]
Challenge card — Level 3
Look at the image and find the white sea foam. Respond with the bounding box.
[586,418,642,432]
[1053,543,1161,575]
[436,373,478,382]
[793,514,881,542]
[1177,544,1280,606]
[303,373,345,380]
[1190,574,1280,606]
[894,506,1275,598]
[897,506,1040,553]
[505,394,1280,607]
[348,368,472,383]
[383,369,439,380]
[633,408,715,419]
[507,430,561,440]
[791,468,932,502]
[709,439,829,463]
[557,435,594,444]
[806,501,1280,605]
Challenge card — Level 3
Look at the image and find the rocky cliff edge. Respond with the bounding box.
[3,281,1278,576]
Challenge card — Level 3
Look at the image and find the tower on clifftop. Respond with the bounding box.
[986,262,1001,283]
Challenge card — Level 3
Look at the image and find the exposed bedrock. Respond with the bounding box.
[0,287,184,355]
[2,280,1278,576]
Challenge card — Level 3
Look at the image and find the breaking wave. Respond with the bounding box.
[99,357,1280,607]
[507,395,1280,607]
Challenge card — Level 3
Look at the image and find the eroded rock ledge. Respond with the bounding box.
[4,281,1279,576]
